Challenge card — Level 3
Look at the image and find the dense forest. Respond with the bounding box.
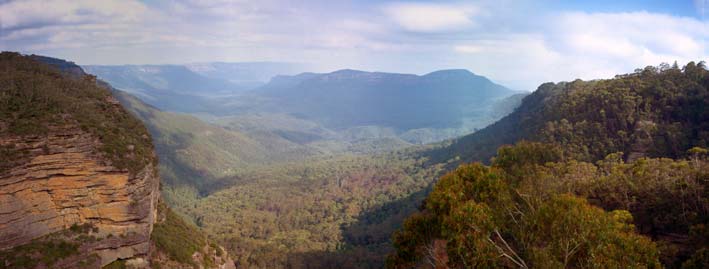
[429,61,708,166]
[389,62,709,268]
[389,142,707,268]
[161,150,447,268]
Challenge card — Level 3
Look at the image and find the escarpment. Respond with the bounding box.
[0,52,159,268]
[0,124,159,266]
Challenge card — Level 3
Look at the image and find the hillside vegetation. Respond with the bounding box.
[390,62,709,268]
[149,201,234,269]
[0,52,154,175]
[114,91,322,193]
[430,61,708,166]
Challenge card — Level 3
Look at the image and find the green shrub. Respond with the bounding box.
[151,202,207,266]
[102,259,127,269]
[0,238,79,268]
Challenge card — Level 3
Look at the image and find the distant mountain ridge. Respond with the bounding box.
[84,64,239,95]
[83,62,309,114]
[247,68,517,131]
[86,63,524,145]
[185,61,307,87]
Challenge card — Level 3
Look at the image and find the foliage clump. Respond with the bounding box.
[151,201,210,267]
[102,259,127,269]
[0,223,101,268]
[389,140,709,268]
[0,240,79,269]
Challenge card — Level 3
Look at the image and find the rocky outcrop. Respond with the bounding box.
[0,122,159,267]
[0,52,236,269]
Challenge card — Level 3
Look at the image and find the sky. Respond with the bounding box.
[0,0,707,91]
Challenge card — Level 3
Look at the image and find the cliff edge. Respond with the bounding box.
[0,52,159,268]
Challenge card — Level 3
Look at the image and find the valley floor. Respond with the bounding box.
[162,151,446,268]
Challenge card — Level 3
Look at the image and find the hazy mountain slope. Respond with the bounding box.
[211,113,414,154]
[83,65,242,114]
[114,91,322,192]
[84,65,241,95]
[240,69,516,131]
[186,62,307,88]
[84,62,308,115]
[89,65,522,145]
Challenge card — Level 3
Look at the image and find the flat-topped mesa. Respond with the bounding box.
[0,52,159,268]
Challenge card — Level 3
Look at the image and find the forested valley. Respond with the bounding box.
[3,2,706,269]
[106,61,708,268]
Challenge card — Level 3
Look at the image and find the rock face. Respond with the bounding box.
[0,52,236,269]
[0,52,160,268]
[0,123,159,267]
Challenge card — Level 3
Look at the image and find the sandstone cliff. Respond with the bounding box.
[0,52,159,268]
[0,52,235,269]
[0,124,159,267]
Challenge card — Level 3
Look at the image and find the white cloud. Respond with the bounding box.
[383,2,477,32]
[449,35,563,90]
[554,12,706,57]
[545,11,708,80]
[447,11,709,91]
[0,0,147,29]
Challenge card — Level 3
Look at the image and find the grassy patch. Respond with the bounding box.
[0,223,102,268]
[151,202,207,266]
[0,238,79,268]
[102,259,127,269]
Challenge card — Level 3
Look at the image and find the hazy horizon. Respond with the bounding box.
[1,0,707,91]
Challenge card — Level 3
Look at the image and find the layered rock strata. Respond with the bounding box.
[0,123,159,267]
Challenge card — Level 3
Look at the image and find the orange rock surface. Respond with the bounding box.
[0,124,159,267]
